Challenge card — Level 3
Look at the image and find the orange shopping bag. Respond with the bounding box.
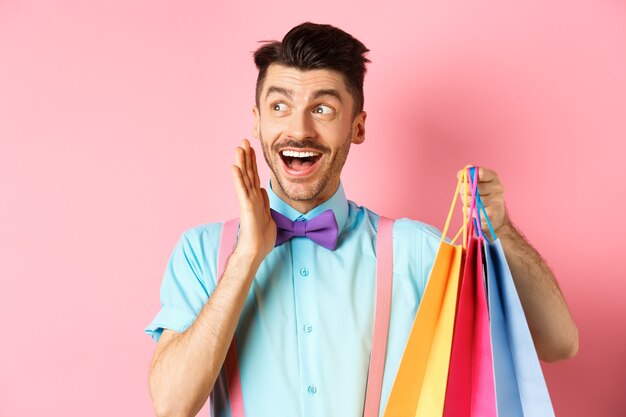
[384,171,472,417]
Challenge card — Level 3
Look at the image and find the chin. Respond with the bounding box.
[274,173,326,202]
[281,181,323,201]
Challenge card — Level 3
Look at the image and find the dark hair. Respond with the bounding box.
[253,22,371,117]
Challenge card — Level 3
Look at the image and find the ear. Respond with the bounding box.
[252,106,260,139]
[351,111,366,145]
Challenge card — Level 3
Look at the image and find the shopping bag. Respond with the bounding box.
[443,167,497,417]
[484,239,556,417]
[471,169,556,417]
[443,237,497,417]
[385,166,555,417]
[383,172,468,417]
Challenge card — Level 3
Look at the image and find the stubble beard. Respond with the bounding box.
[258,129,352,203]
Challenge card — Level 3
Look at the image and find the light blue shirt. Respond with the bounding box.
[145,181,442,417]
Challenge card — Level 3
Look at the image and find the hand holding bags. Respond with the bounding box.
[383,167,555,417]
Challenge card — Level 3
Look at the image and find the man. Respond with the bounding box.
[145,22,578,417]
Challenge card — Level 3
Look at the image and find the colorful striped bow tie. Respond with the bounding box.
[270,209,339,251]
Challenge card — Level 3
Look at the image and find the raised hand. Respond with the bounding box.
[231,139,277,262]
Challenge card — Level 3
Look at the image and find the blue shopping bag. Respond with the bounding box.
[470,168,555,417]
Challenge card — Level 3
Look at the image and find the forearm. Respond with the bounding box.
[498,218,579,362]
[149,249,262,417]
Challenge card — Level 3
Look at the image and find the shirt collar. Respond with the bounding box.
[268,179,349,235]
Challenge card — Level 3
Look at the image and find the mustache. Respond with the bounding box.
[273,140,328,153]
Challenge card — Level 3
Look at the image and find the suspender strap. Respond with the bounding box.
[216,216,395,417]
[217,219,245,417]
[363,216,394,417]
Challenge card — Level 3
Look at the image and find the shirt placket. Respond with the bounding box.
[290,218,323,417]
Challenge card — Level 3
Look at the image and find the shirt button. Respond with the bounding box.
[300,267,310,277]
[304,324,313,333]
[308,385,317,395]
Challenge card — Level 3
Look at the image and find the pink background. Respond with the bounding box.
[1,0,625,416]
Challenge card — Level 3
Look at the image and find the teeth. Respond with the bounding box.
[281,150,321,158]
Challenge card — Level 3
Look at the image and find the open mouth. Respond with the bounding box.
[279,149,323,176]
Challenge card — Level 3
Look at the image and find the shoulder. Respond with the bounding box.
[172,221,230,286]
[348,200,442,241]
[178,221,225,248]
[392,217,442,243]
[346,200,443,253]
[391,218,443,265]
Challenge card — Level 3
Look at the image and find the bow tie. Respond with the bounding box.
[271,209,339,251]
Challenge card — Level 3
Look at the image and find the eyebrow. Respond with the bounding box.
[265,86,293,101]
[311,89,343,103]
[264,86,343,103]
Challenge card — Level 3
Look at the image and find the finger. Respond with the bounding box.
[231,165,249,201]
[466,188,504,208]
[251,145,260,189]
[459,186,471,207]
[243,140,257,193]
[461,181,502,198]
[477,181,502,197]
[242,139,255,191]
[459,184,480,202]
[261,188,271,214]
[478,194,504,208]
[236,145,252,192]
[456,165,475,180]
[478,167,498,183]
[460,181,479,194]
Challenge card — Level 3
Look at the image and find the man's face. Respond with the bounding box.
[253,64,366,211]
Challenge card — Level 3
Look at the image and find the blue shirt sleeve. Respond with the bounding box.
[144,223,221,342]
[419,221,444,290]
[388,217,442,304]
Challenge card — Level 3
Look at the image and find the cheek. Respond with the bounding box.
[260,119,286,141]
[319,120,352,141]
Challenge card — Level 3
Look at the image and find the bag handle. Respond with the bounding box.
[464,167,479,246]
[467,166,497,242]
[443,166,479,248]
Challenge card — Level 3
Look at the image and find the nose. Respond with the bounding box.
[285,110,316,141]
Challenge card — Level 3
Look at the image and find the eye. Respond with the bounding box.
[314,105,334,115]
[272,102,289,111]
